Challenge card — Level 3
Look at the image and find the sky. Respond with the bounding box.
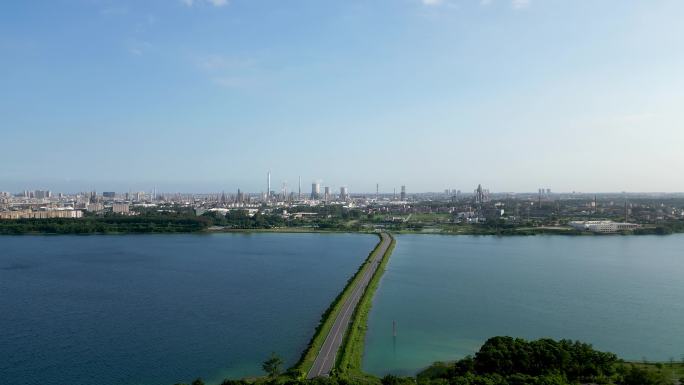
[1,0,683,194]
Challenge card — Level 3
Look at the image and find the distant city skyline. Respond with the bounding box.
[2,1,683,192]
[4,175,684,196]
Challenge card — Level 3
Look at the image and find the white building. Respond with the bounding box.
[0,209,83,219]
[569,221,640,233]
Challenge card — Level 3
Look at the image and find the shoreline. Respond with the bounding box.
[1,226,679,236]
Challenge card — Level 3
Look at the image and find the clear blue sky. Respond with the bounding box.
[2,0,683,193]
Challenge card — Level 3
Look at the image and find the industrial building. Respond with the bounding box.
[568,221,640,233]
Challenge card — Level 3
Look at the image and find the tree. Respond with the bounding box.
[381,374,415,385]
[262,352,283,377]
[191,379,205,385]
[617,365,667,385]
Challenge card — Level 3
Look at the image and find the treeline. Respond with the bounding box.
[173,337,674,385]
[417,336,669,385]
[0,215,211,235]
[203,208,363,231]
[0,207,363,235]
[635,220,684,235]
[203,210,287,229]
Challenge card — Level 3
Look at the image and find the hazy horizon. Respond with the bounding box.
[2,0,683,193]
[5,176,684,197]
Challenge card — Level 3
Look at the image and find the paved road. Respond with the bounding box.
[307,232,392,378]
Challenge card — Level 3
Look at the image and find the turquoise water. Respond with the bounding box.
[0,233,377,385]
[363,234,684,376]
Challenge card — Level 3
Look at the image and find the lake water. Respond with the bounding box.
[363,234,684,376]
[0,233,377,385]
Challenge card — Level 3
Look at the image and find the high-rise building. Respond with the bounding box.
[311,182,320,200]
[324,186,330,202]
[267,171,271,200]
[112,203,130,214]
[400,185,406,201]
[340,186,349,201]
[34,190,51,199]
[474,184,489,204]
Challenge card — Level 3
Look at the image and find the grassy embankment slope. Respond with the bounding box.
[335,234,396,383]
[291,233,387,377]
[628,361,684,384]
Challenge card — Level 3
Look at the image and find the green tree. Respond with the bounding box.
[262,352,283,377]
[617,365,667,385]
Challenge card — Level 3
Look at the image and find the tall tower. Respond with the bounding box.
[624,200,629,222]
[267,171,271,200]
[538,189,542,207]
[298,176,302,200]
[376,183,379,200]
[475,184,484,204]
[311,182,320,200]
[340,186,349,201]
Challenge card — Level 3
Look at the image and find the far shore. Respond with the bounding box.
[0,225,678,236]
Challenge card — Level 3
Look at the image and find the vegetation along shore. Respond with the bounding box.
[174,336,684,385]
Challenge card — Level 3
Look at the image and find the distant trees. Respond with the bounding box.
[0,215,210,235]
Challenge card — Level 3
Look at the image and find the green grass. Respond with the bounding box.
[336,234,396,382]
[290,233,385,377]
[623,361,684,384]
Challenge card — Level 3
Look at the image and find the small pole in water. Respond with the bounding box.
[392,320,397,357]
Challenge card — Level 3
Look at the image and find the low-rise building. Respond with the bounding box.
[112,203,130,214]
[0,209,83,219]
[568,221,640,233]
[87,202,104,212]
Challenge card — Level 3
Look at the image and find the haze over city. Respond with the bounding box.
[2,0,683,193]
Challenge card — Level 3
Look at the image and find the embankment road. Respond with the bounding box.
[306,232,392,378]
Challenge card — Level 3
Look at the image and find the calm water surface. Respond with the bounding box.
[363,234,684,376]
[0,233,377,385]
